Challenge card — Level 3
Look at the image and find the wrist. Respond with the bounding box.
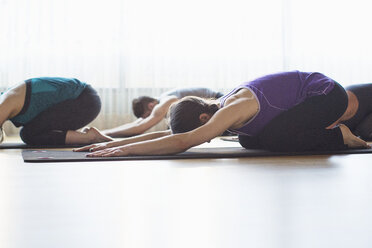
[124,144,135,156]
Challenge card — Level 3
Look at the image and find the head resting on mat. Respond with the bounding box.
[169,96,219,134]
[132,96,159,118]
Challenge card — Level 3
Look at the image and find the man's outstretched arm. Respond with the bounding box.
[102,97,178,137]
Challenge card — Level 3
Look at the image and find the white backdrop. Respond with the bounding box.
[1,0,372,133]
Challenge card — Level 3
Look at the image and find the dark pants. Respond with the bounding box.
[20,85,101,145]
[342,84,372,141]
[215,92,224,98]
[239,83,348,152]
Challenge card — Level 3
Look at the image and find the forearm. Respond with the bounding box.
[121,133,191,156]
[102,123,145,137]
[74,130,172,152]
[105,103,170,138]
[114,130,171,146]
[87,132,195,157]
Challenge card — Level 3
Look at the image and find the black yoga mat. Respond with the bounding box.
[22,146,372,163]
[0,142,83,149]
[220,136,239,142]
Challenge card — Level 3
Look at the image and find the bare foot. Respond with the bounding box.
[81,126,90,133]
[65,127,113,145]
[83,127,114,143]
[339,124,370,149]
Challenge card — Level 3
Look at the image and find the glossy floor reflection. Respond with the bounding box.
[1,138,372,248]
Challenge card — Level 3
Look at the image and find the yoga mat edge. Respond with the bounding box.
[22,147,372,163]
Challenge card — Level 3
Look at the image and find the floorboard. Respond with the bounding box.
[1,137,372,248]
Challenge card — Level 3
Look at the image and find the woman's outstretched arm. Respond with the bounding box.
[85,101,248,157]
[73,130,172,152]
[82,88,259,156]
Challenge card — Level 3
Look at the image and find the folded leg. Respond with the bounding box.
[257,83,348,152]
[20,85,101,145]
[354,113,372,141]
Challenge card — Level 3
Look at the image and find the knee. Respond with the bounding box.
[258,131,298,152]
[356,125,372,141]
[20,128,65,145]
[355,114,372,140]
[88,96,101,118]
[82,90,101,120]
[238,135,261,149]
[87,98,101,124]
[19,128,36,145]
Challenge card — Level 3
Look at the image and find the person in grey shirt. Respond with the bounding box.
[103,87,223,137]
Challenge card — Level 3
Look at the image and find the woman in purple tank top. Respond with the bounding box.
[77,71,370,156]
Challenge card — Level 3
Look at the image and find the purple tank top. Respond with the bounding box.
[220,71,335,136]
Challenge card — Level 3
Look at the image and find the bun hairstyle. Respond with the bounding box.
[169,96,219,134]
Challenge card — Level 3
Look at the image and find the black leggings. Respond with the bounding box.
[239,83,348,152]
[342,84,372,141]
[20,85,101,145]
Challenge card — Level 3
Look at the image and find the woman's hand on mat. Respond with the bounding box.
[339,124,371,149]
[73,141,115,152]
[86,146,129,157]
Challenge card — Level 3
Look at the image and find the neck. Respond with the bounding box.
[211,99,221,108]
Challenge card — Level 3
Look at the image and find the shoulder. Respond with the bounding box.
[223,88,257,106]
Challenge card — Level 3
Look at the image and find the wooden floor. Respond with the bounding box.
[1,137,372,248]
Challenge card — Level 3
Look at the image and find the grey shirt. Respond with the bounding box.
[159,87,223,100]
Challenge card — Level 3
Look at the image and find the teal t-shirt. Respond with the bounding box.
[9,77,87,126]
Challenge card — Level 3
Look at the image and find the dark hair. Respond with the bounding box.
[169,96,219,134]
[132,96,157,118]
